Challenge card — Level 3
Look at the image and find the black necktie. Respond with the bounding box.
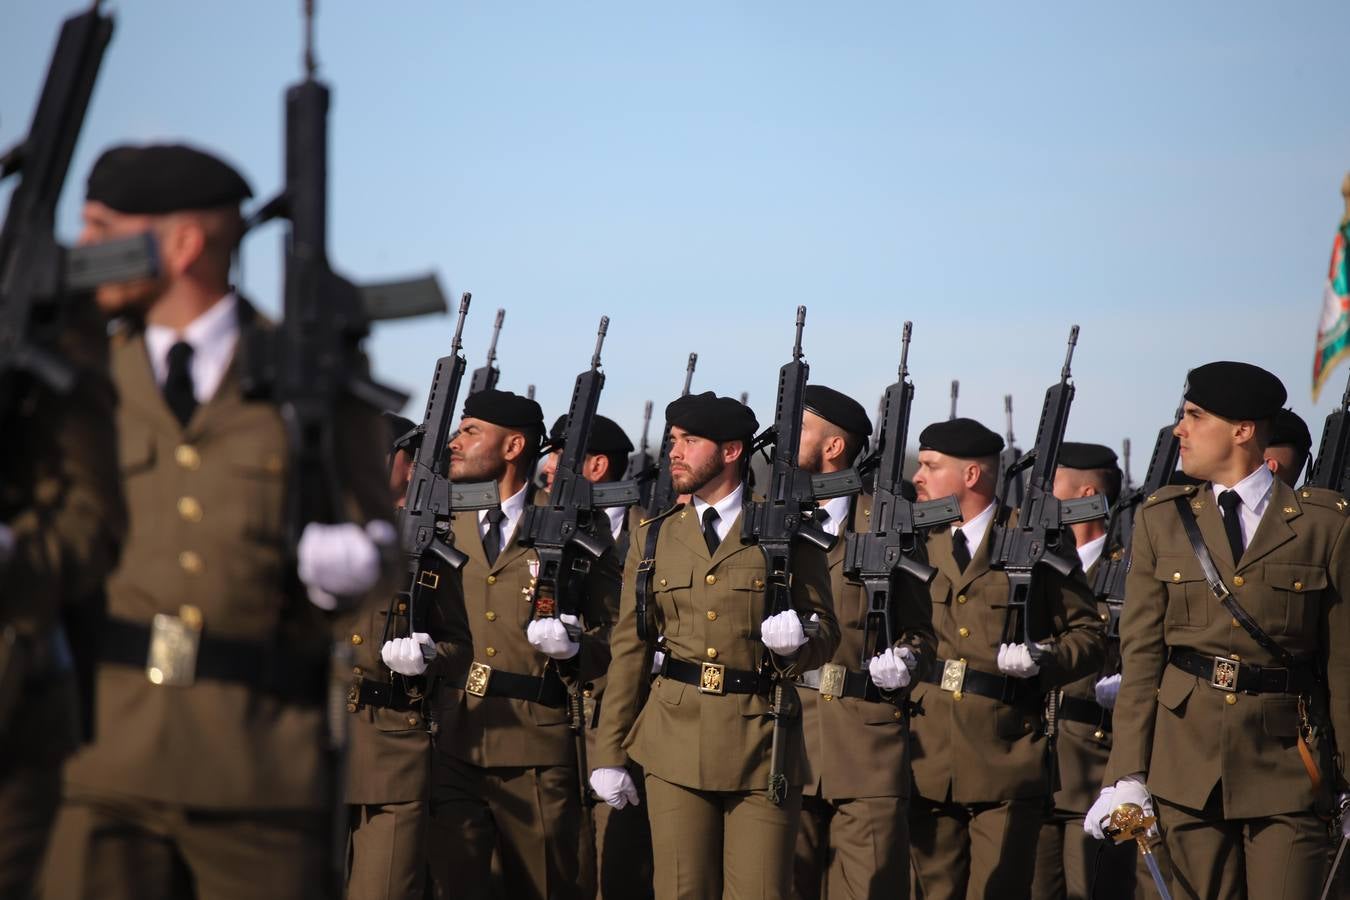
[482,508,506,566]
[1217,490,1245,565]
[702,507,721,556]
[952,527,971,573]
[163,341,197,427]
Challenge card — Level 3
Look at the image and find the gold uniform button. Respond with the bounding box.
[1225,694,1237,705]
[486,647,497,657]
[351,634,363,646]
[706,647,718,660]
[1302,490,1312,498]
[705,574,717,585]
[177,496,203,523]
[485,611,497,622]
[178,551,203,574]
[892,710,902,720]
[407,716,419,726]
[1099,612,1109,622]
[1232,575,1245,587]
[956,594,968,604]
[1093,729,1107,740]
[953,691,963,701]
[706,611,718,621]
[1293,581,1304,592]
[346,702,358,713]
[352,666,363,676]
[659,578,668,587]
[486,575,497,585]
[958,627,970,638]
[396,602,408,614]
[583,689,593,698]
[174,444,201,470]
[753,579,764,590]
[1232,618,1241,628]
[1172,572,1182,583]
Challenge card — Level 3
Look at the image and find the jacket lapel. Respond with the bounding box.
[452,510,491,570]
[669,505,713,561]
[1237,479,1301,571]
[953,527,993,595]
[113,330,183,435]
[1191,488,1236,572]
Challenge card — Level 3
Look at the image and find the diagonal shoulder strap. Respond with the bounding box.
[1171,496,1295,668]
[635,514,668,642]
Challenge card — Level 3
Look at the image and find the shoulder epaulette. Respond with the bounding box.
[639,502,685,528]
[1294,486,1350,515]
[1141,483,1197,509]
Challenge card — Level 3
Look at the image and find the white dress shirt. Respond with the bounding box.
[1077,533,1107,573]
[951,501,997,553]
[479,484,528,558]
[144,293,239,404]
[1212,464,1274,549]
[691,484,745,546]
[817,495,851,538]
[606,505,627,542]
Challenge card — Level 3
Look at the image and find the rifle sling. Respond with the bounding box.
[634,513,668,642]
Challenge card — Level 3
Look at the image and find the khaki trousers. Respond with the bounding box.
[0,763,61,898]
[347,800,426,900]
[427,754,590,900]
[793,793,909,900]
[1151,792,1329,900]
[40,791,326,900]
[908,794,1043,900]
[645,773,802,900]
[1030,812,1137,900]
[593,771,653,899]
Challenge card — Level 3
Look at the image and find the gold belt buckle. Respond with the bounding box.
[466,661,493,697]
[1211,657,1239,692]
[818,662,847,701]
[939,658,967,694]
[699,661,726,695]
[146,605,203,687]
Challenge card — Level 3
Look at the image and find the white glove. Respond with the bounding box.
[590,766,640,810]
[381,633,435,676]
[527,614,581,660]
[1094,673,1122,709]
[651,647,666,675]
[297,520,394,597]
[0,523,13,566]
[868,647,917,690]
[1084,775,1153,840]
[997,642,1041,678]
[760,610,808,655]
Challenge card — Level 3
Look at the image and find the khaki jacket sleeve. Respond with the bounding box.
[1323,513,1350,786]
[1034,564,1106,689]
[781,540,839,674]
[592,531,649,770]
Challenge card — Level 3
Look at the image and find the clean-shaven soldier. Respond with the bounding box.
[907,417,1105,900]
[44,144,393,900]
[1264,408,1312,489]
[1086,362,1350,899]
[542,413,656,900]
[792,385,936,900]
[421,389,621,900]
[1030,443,1136,900]
[591,391,841,900]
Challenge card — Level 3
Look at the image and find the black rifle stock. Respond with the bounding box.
[641,351,698,517]
[468,307,504,395]
[1308,369,1350,495]
[989,326,1106,654]
[843,323,961,665]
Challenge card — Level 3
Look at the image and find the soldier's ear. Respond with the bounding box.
[586,453,609,481]
[501,430,526,462]
[1233,420,1257,447]
[155,216,206,279]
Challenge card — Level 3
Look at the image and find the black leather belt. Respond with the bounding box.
[1169,649,1316,695]
[97,617,325,706]
[661,656,771,696]
[798,663,886,703]
[350,676,421,712]
[451,663,567,708]
[920,660,1041,706]
[1057,693,1112,732]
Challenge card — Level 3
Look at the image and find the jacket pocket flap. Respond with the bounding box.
[1265,563,1327,593]
[654,572,692,592]
[1156,662,1196,712]
[726,568,766,592]
[118,424,155,473]
[652,675,685,706]
[1154,555,1205,584]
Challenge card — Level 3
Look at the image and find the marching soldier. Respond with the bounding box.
[907,417,1105,900]
[43,144,394,900]
[590,391,841,900]
[423,389,621,900]
[0,279,126,896]
[542,413,656,899]
[1264,407,1312,488]
[791,385,936,900]
[1031,443,1136,900]
[1086,362,1350,899]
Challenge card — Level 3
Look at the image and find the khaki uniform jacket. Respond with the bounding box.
[64,303,390,811]
[1104,479,1350,819]
[799,495,937,800]
[433,498,622,769]
[0,297,126,763]
[593,501,840,792]
[910,522,1105,804]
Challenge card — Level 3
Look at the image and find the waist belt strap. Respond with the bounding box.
[1169,648,1316,695]
[1056,693,1112,731]
[921,661,1042,707]
[661,656,771,696]
[350,676,422,711]
[451,665,567,708]
[798,664,886,703]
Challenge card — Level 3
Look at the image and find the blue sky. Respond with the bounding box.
[5,1,1349,474]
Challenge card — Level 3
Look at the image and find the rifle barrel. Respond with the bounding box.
[899,321,912,378]
[592,316,608,368]
[1062,325,1080,377]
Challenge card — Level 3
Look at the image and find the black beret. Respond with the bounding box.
[1183,361,1286,421]
[463,389,544,432]
[665,391,758,442]
[547,414,634,456]
[1269,408,1312,453]
[804,384,872,438]
[87,143,252,214]
[918,417,1003,458]
[381,412,418,453]
[1058,442,1118,471]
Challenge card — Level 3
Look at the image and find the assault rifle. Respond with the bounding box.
[1308,368,1350,495]
[989,326,1107,655]
[949,380,959,420]
[1121,438,1134,493]
[1,2,159,416]
[843,323,961,665]
[625,400,654,481]
[1000,395,1026,509]
[640,351,698,517]
[518,317,641,637]
[468,307,504,395]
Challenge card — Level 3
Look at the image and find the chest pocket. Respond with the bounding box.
[725,567,766,637]
[1264,562,1326,638]
[1154,555,1210,629]
[230,454,286,543]
[118,423,156,478]
[654,571,691,636]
